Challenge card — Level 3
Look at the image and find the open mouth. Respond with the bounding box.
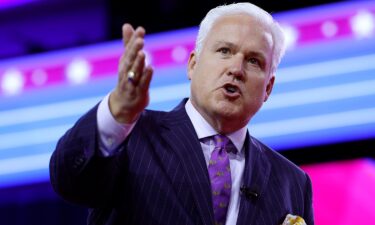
[223,83,240,95]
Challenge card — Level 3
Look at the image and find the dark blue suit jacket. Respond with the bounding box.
[50,99,314,225]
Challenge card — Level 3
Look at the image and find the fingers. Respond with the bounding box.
[123,27,145,70]
[129,51,145,84]
[139,65,153,91]
[119,25,146,87]
[125,52,153,92]
[109,24,153,124]
[122,24,134,46]
[118,23,153,92]
[122,24,145,47]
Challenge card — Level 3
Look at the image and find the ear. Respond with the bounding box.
[187,51,197,80]
[264,75,275,102]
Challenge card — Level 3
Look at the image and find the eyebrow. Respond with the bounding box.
[213,41,268,61]
[212,41,238,51]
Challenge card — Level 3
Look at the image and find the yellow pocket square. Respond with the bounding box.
[281,214,307,225]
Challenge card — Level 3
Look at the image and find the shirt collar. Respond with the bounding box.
[185,99,247,153]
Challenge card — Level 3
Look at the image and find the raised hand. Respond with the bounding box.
[109,24,153,123]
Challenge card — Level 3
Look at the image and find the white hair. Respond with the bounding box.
[195,2,286,73]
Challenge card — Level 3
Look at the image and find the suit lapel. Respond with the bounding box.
[160,99,215,225]
[236,134,271,225]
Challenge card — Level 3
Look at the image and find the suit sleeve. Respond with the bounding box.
[49,104,125,208]
[304,173,315,225]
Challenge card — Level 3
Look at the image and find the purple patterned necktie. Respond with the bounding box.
[208,134,236,225]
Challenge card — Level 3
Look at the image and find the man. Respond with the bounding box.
[50,2,314,225]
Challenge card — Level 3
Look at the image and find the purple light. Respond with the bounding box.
[0,0,38,10]
[0,1,374,96]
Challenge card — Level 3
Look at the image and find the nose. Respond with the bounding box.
[227,54,245,81]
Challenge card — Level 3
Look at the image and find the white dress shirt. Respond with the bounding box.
[97,96,247,225]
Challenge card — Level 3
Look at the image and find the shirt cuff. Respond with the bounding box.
[97,93,137,156]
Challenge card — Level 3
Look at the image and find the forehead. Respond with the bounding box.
[205,14,273,54]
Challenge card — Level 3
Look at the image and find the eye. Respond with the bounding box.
[217,47,230,55]
[248,57,259,65]
[247,57,263,68]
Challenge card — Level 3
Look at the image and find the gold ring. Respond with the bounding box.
[127,70,136,82]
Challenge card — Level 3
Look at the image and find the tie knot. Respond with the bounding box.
[213,134,229,148]
[213,134,237,154]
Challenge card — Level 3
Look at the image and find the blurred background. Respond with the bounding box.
[0,0,374,224]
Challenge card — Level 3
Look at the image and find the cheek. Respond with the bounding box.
[245,81,267,100]
[192,67,212,87]
[191,72,208,98]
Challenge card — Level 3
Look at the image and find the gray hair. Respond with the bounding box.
[195,2,286,74]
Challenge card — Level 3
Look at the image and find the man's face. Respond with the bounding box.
[188,14,275,133]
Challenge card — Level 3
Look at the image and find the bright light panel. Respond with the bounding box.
[0,1,374,188]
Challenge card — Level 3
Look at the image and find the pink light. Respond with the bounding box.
[302,159,375,225]
[289,13,357,45]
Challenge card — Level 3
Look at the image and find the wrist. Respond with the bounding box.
[109,92,140,124]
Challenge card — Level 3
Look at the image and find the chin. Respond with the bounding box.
[216,98,242,110]
[215,105,243,119]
